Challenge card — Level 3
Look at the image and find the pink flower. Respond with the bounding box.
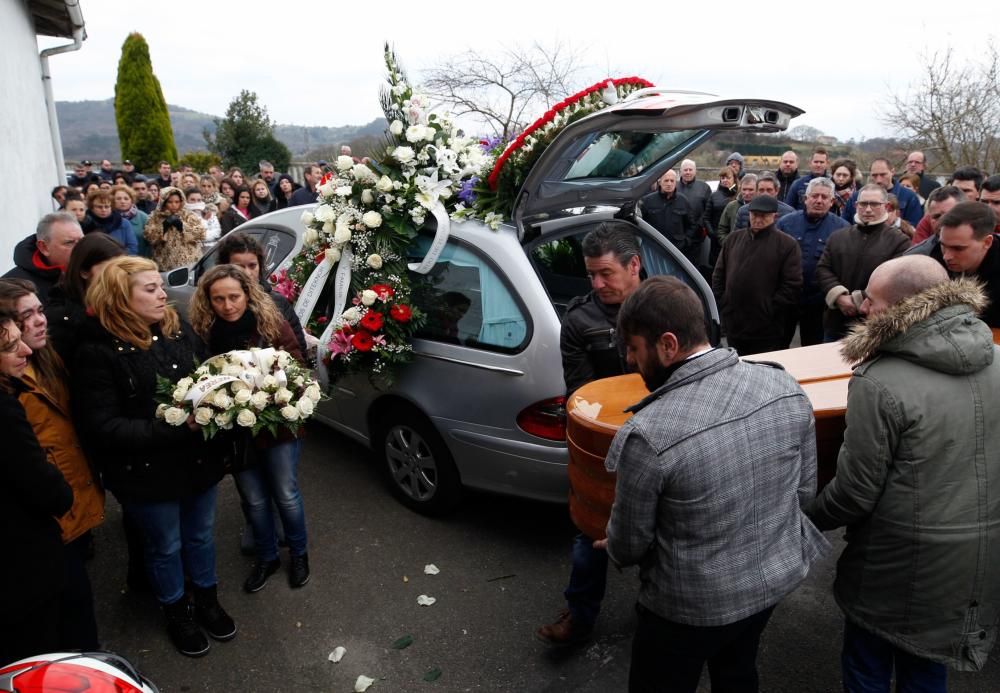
[327,328,354,359]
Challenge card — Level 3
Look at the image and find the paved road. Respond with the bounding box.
[87,424,1000,692]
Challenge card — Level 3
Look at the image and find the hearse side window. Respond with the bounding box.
[408,237,528,353]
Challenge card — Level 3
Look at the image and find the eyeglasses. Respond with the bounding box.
[857,201,885,208]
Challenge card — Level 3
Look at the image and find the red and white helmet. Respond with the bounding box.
[0,652,158,693]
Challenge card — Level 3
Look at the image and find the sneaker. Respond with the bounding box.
[535,609,592,646]
[193,585,237,641]
[243,558,281,593]
[288,552,310,588]
[163,598,210,657]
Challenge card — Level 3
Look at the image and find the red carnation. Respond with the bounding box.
[390,304,413,323]
[360,310,384,332]
[370,283,395,299]
[314,251,326,265]
[316,316,328,324]
[319,172,334,186]
[351,330,374,352]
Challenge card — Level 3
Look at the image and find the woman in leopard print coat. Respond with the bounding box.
[145,186,206,271]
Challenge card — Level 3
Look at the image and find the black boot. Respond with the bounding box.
[163,598,209,657]
[193,584,237,641]
[289,552,310,588]
[243,558,281,593]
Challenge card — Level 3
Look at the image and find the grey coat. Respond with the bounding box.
[806,279,1000,671]
[605,347,830,626]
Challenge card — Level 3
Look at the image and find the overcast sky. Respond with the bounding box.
[40,2,998,143]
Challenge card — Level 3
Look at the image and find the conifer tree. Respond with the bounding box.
[114,32,177,171]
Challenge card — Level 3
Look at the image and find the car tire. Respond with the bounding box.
[374,406,462,516]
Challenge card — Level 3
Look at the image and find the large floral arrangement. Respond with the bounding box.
[277,44,491,385]
[155,348,322,439]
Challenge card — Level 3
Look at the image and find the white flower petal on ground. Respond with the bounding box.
[354,675,375,692]
[424,564,440,575]
[328,646,346,663]
[417,595,437,606]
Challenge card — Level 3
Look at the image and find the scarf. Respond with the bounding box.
[90,209,124,233]
[121,205,138,220]
[208,309,260,355]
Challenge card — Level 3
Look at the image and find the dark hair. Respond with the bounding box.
[158,160,170,167]
[831,158,858,179]
[581,222,640,268]
[60,233,127,302]
[183,187,200,198]
[982,175,1000,194]
[232,186,251,205]
[217,233,265,273]
[0,309,20,392]
[51,185,68,198]
[812,147,828,157]
[951,166,985,190]
[939,201,997,240]
[927,185,964,206]
[617,276,707,351]
[0,279,68,401]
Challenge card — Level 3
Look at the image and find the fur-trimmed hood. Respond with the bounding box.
[840,278,994,373]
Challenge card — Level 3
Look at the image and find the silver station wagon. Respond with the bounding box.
[166,91,803,514]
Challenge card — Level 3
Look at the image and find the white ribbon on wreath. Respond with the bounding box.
[294,255,334,324]
[315,247,353,389]
[408,201,450,275]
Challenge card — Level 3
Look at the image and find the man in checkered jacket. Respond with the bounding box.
[600,276,830,692]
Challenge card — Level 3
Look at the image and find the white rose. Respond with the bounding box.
[177,377,194,389]
[276,351,290,369]
[313,204,335,223]
[366,253,383,269]
[361,189,374,205]
[300,211,315,226]
[325,247,341,265]
[406,124,426,143]
[194,407,214,426]
[236,409,257,428]
[164,407,187,426]
[297,397,315,417]
[394,146,415,163]
[322,220,334,233]
[293,375,305,387]
[342,307,360,323]
[333,226,352,244]
[230,379,249,393]
[222,364,243,377]
[361,290,377,306]
[234,389,251,405]
[352,164,375,182]
[172,385,188,403]
[376,175,394,192]
[261,374,279,390]
[212,391,232,410]
[155,403,168,419]
[281,405,300,422]
[304,384,322,402]
[335,186,353,197]
[362,211,382,229]
[389,120,404,136]
[275,387,293,405]
[303,228,319,246]
[336,155,354,171]
[214,411,233,429]
[250,391,270,411]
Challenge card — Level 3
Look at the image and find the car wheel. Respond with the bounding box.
[375,407,462,516]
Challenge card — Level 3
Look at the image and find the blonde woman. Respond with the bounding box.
[72,256,235,657]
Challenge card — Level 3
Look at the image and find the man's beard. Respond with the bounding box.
[639,354,672,391]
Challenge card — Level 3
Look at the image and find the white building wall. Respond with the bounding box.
[0,0,63,272]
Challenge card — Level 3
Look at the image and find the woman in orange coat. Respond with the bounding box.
[0,278,105,650]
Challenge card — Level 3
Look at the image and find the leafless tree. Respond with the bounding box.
[422,42,582,140]
[882,43,1000,173]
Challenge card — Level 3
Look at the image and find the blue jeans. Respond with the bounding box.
[235,439,307,561]
[841,620,948,693]
[123,485,219,605]
[563,533,608,628]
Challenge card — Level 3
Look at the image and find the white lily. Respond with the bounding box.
[414,170,453,210]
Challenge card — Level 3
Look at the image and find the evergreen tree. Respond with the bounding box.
[114,33,177,172]
[205,90,292,173]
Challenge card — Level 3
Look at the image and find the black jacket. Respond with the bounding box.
[640,190,697,256]
[3,235,62,304]
[0,383,73,620]
[560,291,627,395]
[44,285,87,366]
[706,185,737,236]
[268,285,308,357]
[906,233,1000,327]
[289,186,318,206]
[678,179,712,229]
[71,317,228,503]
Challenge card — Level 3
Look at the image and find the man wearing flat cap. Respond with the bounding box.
[712,194,802,355]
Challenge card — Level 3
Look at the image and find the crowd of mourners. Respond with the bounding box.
[3,144,1000,691]
[0,152,347,663]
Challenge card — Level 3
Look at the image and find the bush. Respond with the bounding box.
[114,33,178,171]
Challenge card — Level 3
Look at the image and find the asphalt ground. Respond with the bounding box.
[84,423,1000,692]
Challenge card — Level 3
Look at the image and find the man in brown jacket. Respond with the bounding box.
[712,195,802,355]
[815,184,911,340]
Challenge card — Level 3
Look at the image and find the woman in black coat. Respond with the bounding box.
[0,311,73,664]
[72,256,235,658]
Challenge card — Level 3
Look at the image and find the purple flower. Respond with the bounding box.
[480,134,507,152]
[458,177,479,204]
